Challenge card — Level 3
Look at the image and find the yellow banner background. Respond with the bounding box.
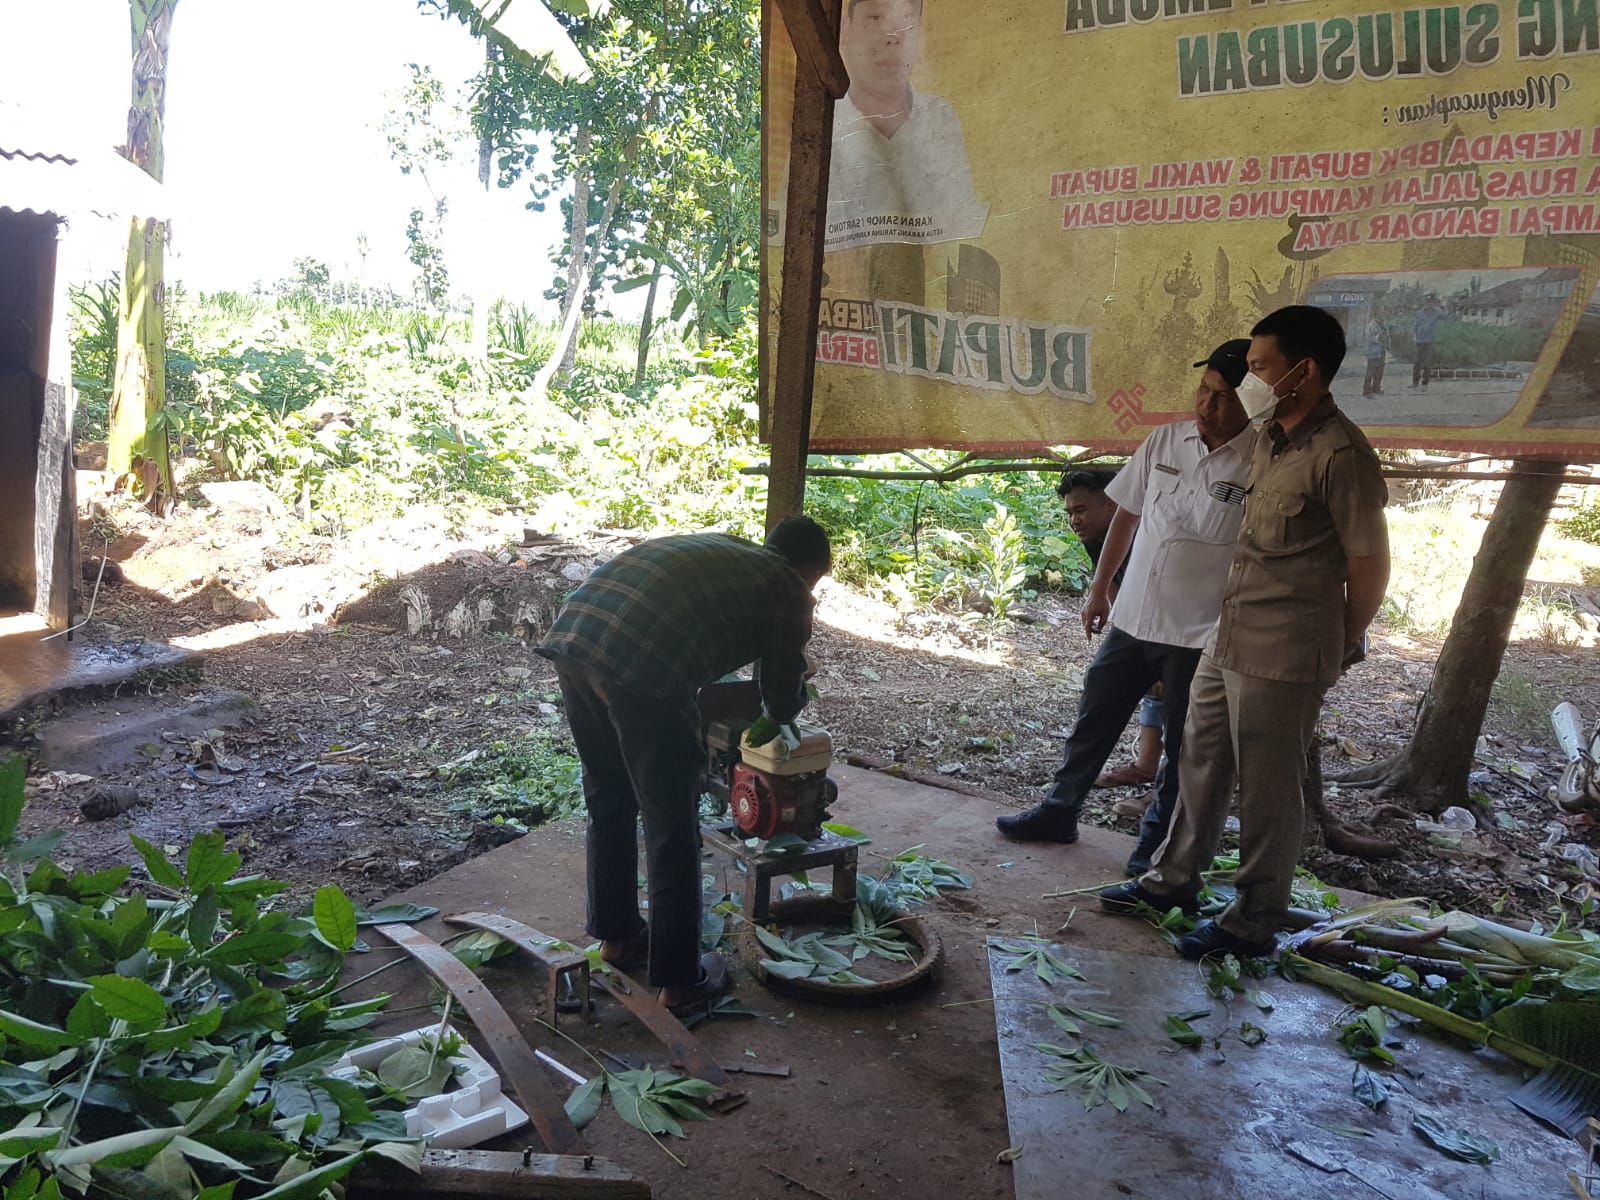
[763,0,1600,452]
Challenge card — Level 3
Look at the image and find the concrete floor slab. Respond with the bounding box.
[992,941,1576,1200]
[363,765,1227,1199]
[0,621,202,722]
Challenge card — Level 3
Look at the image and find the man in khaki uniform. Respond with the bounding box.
[1100,305,1390,960]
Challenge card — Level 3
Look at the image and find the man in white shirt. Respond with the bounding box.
[998,341,1255,874]
[825,0,985,250]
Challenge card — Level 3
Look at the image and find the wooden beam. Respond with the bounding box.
[772,0,850,98]
[765,0,839,533]
[348,1149,651,1200]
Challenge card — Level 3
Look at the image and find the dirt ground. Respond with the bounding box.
[6,486,1599,930]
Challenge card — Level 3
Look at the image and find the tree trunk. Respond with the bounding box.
[467,40,496,362]
[107,0,175,504]
[1397,459,1566,812]
[551,129,592,388]
[633,263,659,387]
[538,112,650,395]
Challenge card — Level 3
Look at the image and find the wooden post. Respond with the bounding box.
[764,0,841,533]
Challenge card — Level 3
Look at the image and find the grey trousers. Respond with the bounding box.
[1141,653,1325,942]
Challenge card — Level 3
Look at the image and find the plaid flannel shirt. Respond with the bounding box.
[537,534,815,723]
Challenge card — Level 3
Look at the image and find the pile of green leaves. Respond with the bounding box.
[1032,1044,1163,1113]
[996,938,1083,987]
[752,926,869,985]
[562,1067,718,1141]
[879,846,973,905]
[1337,1005,1402,1066]
[440,733,583,830]
[0,755,420,1199]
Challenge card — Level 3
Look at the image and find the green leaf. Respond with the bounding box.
[312,886,357,952]
[10,831,65,867]
[170,1135,252,1173]
[140,1005,224,1053]
[183,1051,267,1134]
[207,931,305,966]
[187,887,220,950]
[1247,990,1276,1012]
[129,835,185,890]
[0,755,24,847]
[185,830,241,892]
[1412,1114,1498,1165]
[47,1125,182,1170]
[1052,1003,1122,1028]
[1238,1021,1267,1046]
[0,1124,63,1158]
[1165,1015,1204,1048]
[110,892,151,950]
[452,930,513,970]
[609,1074,645,1132]
[1047,1007,1082,1037]
[1351,1063,1389,1110]
[246,1149,364,1200]
[0,1010,81,1050]
[365,1141,424,1172]
[743,715,781,748]
[88,975,167,1024]
[563,1075,604,1129]
[762,833,808,854]
[1317,1123,1376,1139]
[753,925,807,962]
[355,902,440,926]
[376,1044,454,1100]
[760,958,819,981]
[821,822,870,843]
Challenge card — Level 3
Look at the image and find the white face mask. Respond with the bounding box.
[1235,372,1280,421]
[1236,359,1309,421]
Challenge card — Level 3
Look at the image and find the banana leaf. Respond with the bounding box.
[1492,1003,1600,1138]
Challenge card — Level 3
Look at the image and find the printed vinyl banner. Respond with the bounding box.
[761,0,1600,452]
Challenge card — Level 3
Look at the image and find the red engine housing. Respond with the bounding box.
[730,763,789,839]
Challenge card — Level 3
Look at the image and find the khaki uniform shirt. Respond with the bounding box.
[1211,396,1388,687]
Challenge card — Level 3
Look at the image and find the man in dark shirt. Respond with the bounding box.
[538,517,832,1011]
[1058,471,1117,568]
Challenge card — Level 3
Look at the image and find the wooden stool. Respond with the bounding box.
[700,821,864,922]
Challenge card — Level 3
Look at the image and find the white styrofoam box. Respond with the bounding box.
[329,1024,530,1150]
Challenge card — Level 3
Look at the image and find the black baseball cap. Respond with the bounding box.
[1193,339,1251,389]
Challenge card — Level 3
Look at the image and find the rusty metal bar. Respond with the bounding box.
[374,923,585,1156]
[445,913,741,1101]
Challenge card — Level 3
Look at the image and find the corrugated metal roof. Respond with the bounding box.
[0,101,164,221]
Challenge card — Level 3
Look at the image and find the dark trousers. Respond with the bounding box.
[1412,343,1435,386]
[551,658,703,989]
[1043,626,1203,860]
[1362,354,1386,396]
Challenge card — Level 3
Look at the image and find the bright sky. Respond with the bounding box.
[3,0,571,313]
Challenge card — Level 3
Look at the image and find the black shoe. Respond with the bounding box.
[1098,880,1197,917]
[662,953,732,1018]
[996,804,1079,843]
[1176,919,1276,961]
[1124,857,1150,877]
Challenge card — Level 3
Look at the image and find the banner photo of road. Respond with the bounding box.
[761,0,1600,452]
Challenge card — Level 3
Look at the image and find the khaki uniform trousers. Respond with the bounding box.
[1141,652,1325,943]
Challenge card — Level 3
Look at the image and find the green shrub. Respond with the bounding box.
[1564,496,1600,547]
